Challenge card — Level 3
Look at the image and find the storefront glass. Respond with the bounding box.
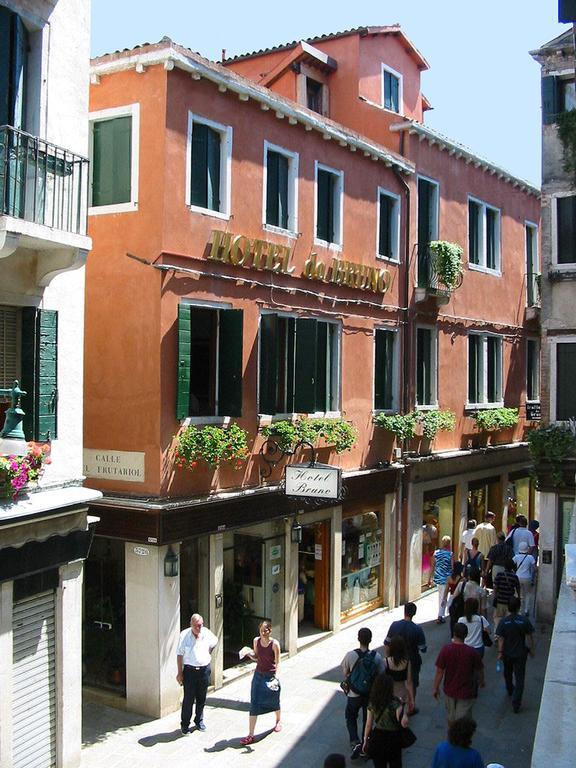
[422,491,454,588]
[341,511,381,615]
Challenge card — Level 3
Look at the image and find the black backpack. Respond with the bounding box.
[348,650,378,696]
[448,580,465,619]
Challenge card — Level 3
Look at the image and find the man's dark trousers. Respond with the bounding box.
[503,652,527,708]
[345,695,367,746]
[181,664,210,729]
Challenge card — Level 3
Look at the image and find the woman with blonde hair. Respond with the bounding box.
[240,620,281,745]
[431,535,454,624]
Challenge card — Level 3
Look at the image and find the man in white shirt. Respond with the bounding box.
[506,515,535,556]
[512,541,536,617]
[459,519,477,563]
[177,613,218,734]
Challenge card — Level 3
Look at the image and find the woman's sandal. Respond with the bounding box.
[240,735,254,745]
[273,723,282,732]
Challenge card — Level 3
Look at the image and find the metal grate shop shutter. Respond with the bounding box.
[12,590,56,768]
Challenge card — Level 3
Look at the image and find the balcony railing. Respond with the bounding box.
[416,243,463,302]
[527,271,541,308]
[0,125,89,237]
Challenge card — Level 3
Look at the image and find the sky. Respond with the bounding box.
[91,0,570,187]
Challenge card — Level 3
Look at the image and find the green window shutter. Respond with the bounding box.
[218,309,243,416]
[468,201,479,265]
[191,123,221,211]
[379,194,392,258]
[487,337,499,402]
[0,8,27,130]
[206,126,221,211]
[277,153,288,229]
[315,321,328,412]
[20,308,58,441]
[468,336,480,403]
[486,208,497,269]
[92,116,132,206]
[316,169,334,243]
[417,179,432,286]
[390,74,399,112]
[557,343,576,420]
[557,196,576,264]
[266,151,279,226]
[294,318,317,413]
[383,71,391,110]
[176,303,191,419]
[259,313,278,414]
[375,330,394,410]
[416,328,432,406]
[0,8,10,128]
[542,75,559,125]
[527,339,538,401]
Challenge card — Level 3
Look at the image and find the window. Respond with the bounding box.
[525,222,539,306]
[315,164,343,246]
[526,339,540,402]
[468,334,503,406]
[377,189,400,261]
[542,75,576,123]
[468,197,501,271]
[556,195,576,264]
[374,328,397,411]
[259,313,339,414]
[306,78,324,114]
[89,104,139,213]
[0,306,57,441]
[417,177,439,287]
[176,304,243,419]
[556,342,576,421]
[187,113,232,217]
[264,143,298,233]
[382,64,402,114]
[416,327,437,407]
[0,7,28,130]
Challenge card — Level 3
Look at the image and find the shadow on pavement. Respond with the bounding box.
[138,728,182,747]
[206,696,250,712]
[82,701,153,746]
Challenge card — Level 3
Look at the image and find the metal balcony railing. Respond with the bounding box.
[527,271,541,308]
[416,243,463,293]
[0,125,89,237]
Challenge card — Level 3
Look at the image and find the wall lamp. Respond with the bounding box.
[164,546,179,578]
[291,521,303,545]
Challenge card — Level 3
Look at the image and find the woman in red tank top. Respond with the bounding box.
[240,620,281,745]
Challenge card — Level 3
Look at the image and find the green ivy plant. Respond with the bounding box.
[527,424,576,487]
[557,108,576,177]
[471,407,519,432]
[419,410,456,440]
[175,423,249,470]
[261,417,357,454]
[373,412,419,442]
[429,240,464,290]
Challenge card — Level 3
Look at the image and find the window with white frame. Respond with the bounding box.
[377,189,400,261]
[382,64,402,114]
[525,222,539,306]
[315,163,343,246]
[416,327,437,407]
[555,341,576,421]
[89,104,139,213]
[259,313,340,415]
[187,112,232,217]
[555,195,576,265]
[468,197,501,271]
[374,328,398,411]
[526,338,540,403]
[264,142,298,233]
[468,333,503,406]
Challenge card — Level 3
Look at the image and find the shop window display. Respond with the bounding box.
[341,512,381,613]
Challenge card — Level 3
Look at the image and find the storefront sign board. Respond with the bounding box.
[285,464,342,499]
[84,449,145,482]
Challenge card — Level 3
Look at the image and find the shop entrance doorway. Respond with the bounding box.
[421,488,456,589]
[298,521,330,637]
[468,477,502,529]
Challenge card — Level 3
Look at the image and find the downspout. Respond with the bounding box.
[393,127,412,604]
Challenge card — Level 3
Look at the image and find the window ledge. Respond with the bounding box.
[258,412,342,423]
[262,224,298,239]
[180,416,232,427]
[372,408,396,415]
[313,238,343,252]
[467,263,501,277]
[465,402,504,411]
[549,267,576,281]
[376,254,400,264]
[89,202,138,216]
[415,404,439,412]
[188,205,230,221]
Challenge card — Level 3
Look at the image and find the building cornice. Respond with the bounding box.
[90,42,415,175]
[390,119,540,197]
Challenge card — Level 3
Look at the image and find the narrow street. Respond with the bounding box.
[82,592,551,767]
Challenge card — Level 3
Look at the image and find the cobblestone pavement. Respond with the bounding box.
[82,592,551,767]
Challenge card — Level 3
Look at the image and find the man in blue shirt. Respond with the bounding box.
[384,602,427,713]
[495,596,535,713]
[432,717,484,768]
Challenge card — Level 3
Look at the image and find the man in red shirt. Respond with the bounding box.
[432,623,484,724]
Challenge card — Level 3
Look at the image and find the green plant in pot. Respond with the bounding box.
[373,412,419,443]
[527,424,576,487]
[418,409,456,440]
[308,418,357,453]
[262,417,357,454]
[429,240,464,290]
[175,423,249,470]
[471,407,519,432]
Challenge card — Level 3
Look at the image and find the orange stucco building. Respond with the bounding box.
[83,28,540,714]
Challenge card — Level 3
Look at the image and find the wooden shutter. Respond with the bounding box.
[206,126,221,211]
[416,328,431,406]
[20,308,58,441]
[374,329,393,410]
[468,200,479,265]
[486,208,497,269]
[0,305,18,388]
[379,194,392,258]
[294,318,317,413]
[92,116,132,206]
[266,151,279,226]
[218,309,243,416]
[176,303,191,419]
[468,335,480,403]
[557,196,576,264]
[0,8,10,128]
[316,170,334,243]
[0,8,27,130]
[487,336,499,403]
[258,313,278,414]
[315,321,328,412]
[417,179,432,287]
[542,75,559,125]
[191,123,221,211]
[557,343,576,419]
[390,74,399,112]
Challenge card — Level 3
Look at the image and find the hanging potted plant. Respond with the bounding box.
[429,240,464,291]
[261,417,357,454]
[175,423,249,471]
[0,442,51,500]
[416,410,456,453]
[373,412,419,451]
[471,407,519,445]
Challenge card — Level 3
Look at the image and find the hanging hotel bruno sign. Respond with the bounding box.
[285,463,342,500]
[208,229,393,295]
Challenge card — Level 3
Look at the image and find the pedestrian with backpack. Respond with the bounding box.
[341,627,385,760]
